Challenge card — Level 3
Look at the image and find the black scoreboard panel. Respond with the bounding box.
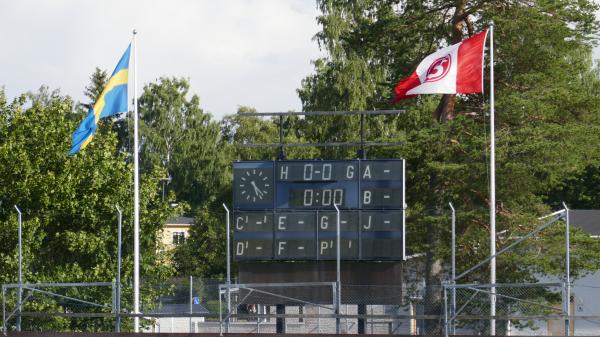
[277,161,358,182]
[233,212,273,260]
[275,212,317,260]
[318,211,359,259]
[361,211,404,259]
[232,159,405,261]
[233,161,275,210]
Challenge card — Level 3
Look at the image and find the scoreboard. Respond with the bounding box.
[232,160,405,261]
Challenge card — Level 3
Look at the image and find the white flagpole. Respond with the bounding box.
[489,23,497,336]
[132,29,141,333]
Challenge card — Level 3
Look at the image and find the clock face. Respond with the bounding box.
[239,168,272,202]
[233,163,274,208]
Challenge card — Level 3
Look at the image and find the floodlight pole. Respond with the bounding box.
[14,205,22,332]
[223,203,231,333]
[563,202,571,336]
[115,205,122,332]
[334,204,341,334]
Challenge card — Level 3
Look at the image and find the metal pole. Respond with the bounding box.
[132,29,141,333]
[190,276,193,333]
[219,289,223,336]
[359,113,365,159]
[116,205,122,332]
[334,204,341,334]
[488,23,497,336]
[403,159,406,260]
[278,115,284,160]
[14,205,22,332]
[223,203,231,333]
[449,202,456,335]
[444,284,449,337]
[563,202,571,336]
[3,285,6,334]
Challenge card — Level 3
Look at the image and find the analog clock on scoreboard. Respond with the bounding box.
[233,161,274,209]
[232,159,405,261]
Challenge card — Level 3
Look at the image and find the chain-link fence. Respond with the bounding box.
[135,278,446,334]
[4,278,600,334]
[443,282,569,336]
[1,282,116,332]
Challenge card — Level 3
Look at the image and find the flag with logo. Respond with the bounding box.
[69,44,131,155]
[393,30,488,102]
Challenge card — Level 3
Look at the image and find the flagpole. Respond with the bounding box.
[489,23,496,336]
[132,29,141,333]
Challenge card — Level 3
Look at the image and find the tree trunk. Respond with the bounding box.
[433,0,467,122]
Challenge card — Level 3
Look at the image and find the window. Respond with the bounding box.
[172,231,185,245]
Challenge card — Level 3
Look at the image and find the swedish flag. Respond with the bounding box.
[69,44,131,155]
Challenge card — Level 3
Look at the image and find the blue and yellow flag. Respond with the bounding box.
[69,44,131,155]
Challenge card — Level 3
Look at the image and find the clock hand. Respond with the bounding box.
[250,181,264,197]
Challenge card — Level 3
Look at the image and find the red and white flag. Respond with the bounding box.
[393,30,488,102]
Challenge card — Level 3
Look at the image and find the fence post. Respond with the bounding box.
[444,284,449,337]
[219,286,223,336]
[115,205,122,332]
[222,204,231,333]
[334,204,341,334]
[189,276,193,333]
[14,205,22,332]
[563,202,571,336]
[3,285,6,334]
[111,281,117,332]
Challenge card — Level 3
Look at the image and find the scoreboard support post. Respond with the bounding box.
[276,304,286,333]
[358,304,366,334]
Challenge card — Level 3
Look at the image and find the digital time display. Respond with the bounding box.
[289,188,345,208]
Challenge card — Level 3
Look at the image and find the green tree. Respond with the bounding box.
[138,77,229,209]
[0,86,176,331]
[299,0,600,333]
[83,67,109,103]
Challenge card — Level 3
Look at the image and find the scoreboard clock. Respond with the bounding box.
[233,161,274,209]
[232,159,405,261]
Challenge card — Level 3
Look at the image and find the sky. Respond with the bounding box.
[0,0,324,120]
[1,1,599,121]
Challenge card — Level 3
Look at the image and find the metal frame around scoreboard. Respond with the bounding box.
[232,159,406,261]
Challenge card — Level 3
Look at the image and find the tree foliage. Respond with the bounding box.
[138,77,230,209]
[295,5,600,332]
[0,86,175,331]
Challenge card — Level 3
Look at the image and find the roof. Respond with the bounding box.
[570,209,600,236]
[165,217,195,226]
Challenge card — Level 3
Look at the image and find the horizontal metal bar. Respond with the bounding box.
[238,110,406,117]
[20,312,113,318]
[220,281,336,288]
[3,282,112,288]
[446,282,563,289]
[239,141,405,148]
[452,315,568,320]
[17,312,600,321]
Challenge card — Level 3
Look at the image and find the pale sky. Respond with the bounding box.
[0,0,324,120]
[0,1,598,121]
